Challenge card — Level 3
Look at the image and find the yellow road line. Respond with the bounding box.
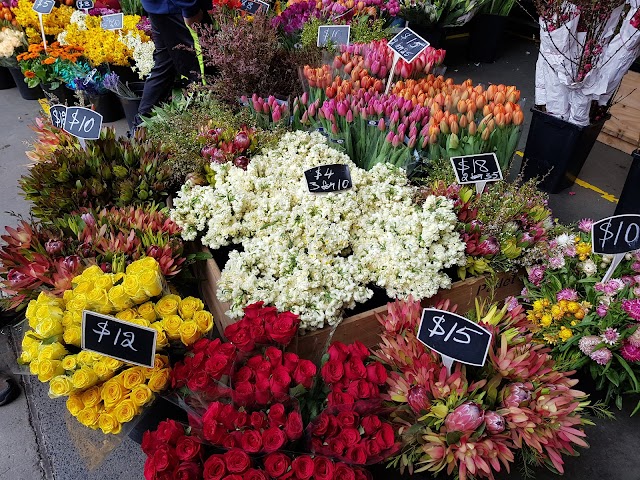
[515,151,619,203]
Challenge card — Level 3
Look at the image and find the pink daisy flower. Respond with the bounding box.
[628,328,640,348]
[600,327,620,345]
[556,288,578,302]
[596,303,608,318]
[578,335,601,355]
[578,218,593,233]
[590,348,612,365]
[623,299,640,321]
[621,341,640,362]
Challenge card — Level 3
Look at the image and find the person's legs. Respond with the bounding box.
[136,12,200,122]
[0,373,19,406]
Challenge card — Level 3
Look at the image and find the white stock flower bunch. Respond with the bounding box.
[172,131,465,331]
[0,27,26,67]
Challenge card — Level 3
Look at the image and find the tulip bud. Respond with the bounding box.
[346,110,353,123]
[513,110,524,125]
[378,118,385,131]
[468,121,477,135]
[450,120,459,135]
[481,128,491,141]
[448,133,459,149]
[439,119,449,135]
[457,100,467,114]
[459,115,468,129]
[272,108,282,122]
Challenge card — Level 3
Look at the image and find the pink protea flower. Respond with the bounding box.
[502,383,531,407]
[596,303,608,318]
[628,327,640,347]
[556,288,578,302]
[621,341,640,362]
[444,402,485,433]
[484,411,506,434]
[407,386,431,414]
[578,218,593,233]
[623,299,640,320]
[590,348,612,365]
[600,327,620,345]
[578,335,601,355]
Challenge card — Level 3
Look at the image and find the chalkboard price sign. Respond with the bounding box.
[241,0,269,14]
[50,105,67,129]
[592,215,640,255]
[32,0,54,14]
[450,153,502,193]
[76,0,94,9]
[417,308,492,369]
[63,106,103,140]
[101,12,124,30]
[387,27,430,64]
[82,311,157,368]
[304,164,352,193]
[317,25,350,47]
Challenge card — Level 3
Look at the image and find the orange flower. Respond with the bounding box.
[24,70,36,78]
[42,57,56,65]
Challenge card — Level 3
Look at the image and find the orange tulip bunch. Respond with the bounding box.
[303,64,384,104]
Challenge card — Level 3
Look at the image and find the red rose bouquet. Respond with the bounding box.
[171,338,237,407]
[199,399,304,453]
[261,452,373,480]
[224,302,300,352]
[142,419,203,480]
[308,406,400,465]
[232,346,317,407]
[320,341,388,407]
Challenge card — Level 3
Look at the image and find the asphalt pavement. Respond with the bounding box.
[0,33,638,480]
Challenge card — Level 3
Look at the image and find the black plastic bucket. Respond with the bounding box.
[119,81,145,131]
[8,67,44,100]
[468,14,507,63]
[91,91,125,123]
[615,149,640,215]
[0,67,15,90]
[520,108,608,193]
[41,83,76,105]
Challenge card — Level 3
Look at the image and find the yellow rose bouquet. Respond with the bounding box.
[18,257,214,433]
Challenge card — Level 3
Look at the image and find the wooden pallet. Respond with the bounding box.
[598,70,640,154]
[194,244,524,361]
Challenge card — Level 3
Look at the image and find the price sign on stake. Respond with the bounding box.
[82,311,157,368]
[417,308,492,375]
[317,25,350,47]
[385,28,429,94]
[450,153,502,194]
[32,0,54,52]
[592,214,640,282]
[49,105,67,129]
[76,0,94,10]
[240,0,269,14]
[101,12,124,30]
[304,164,352,193]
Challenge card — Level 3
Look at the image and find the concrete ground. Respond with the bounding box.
[0,33,638,480]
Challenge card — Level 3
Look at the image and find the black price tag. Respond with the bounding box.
[417,308,492,371]
[32,0,54,14]
[304,164,352,193]
[592,215,640,255]
[101,12,124,30]
[450,153,502,194]
[82,311,157,368]
[241,0,269,14]
[50,104,67,129]
[76,0,94,9]
[317,25,350,47]
[387,27,430,64]
[63,106,103,140]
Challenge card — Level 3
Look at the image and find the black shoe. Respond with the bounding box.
[0,374,19,406]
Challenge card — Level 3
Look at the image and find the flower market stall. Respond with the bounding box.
[2,0,640,479]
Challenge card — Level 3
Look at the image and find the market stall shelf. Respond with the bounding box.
[597,70,640,154]
[194,244,524,360]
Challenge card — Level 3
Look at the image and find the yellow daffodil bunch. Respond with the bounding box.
[18,257,214,432]
[66,354,171,434]
[12,0,73,44]
[57,10,151,67]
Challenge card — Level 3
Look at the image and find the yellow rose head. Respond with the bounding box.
[123,367,146,390]
[108,285,134,311]
[92,361,112,380]
[66,394,85,417]
[49,375,75,398]
[29,359,40,376]
[114,399,139,423]
[77,350,96,366]
[81,265,104,280]
[193,310,214,334]
[36,291,64,308]
[63,326,82,348]
[126,257,160,275]
[26,299,38,320]
[155,295,181,318]
[19,351,33,364]
[151,354,169,372]
[71,367,99,390]
[179,321,201,346]
[161,315,183,340]
[63,289,74,303]
[95,275,114,291]
[61,354,78,371]
[22,333,42,351]
[81,386,102,408]
[66,296,88,314]
[87,289,109,310]
[38,342,68,361]
[155,329,169,349]
[123,275,149,304]
[128,317,151,328]
[115,308,137,321]
[178,297,205,320]
[136,302,158,322]
[137,270,163,298]
[78,406,100,428]
[38,359,65,383]
[101,378,126,408]
[98,412,122,435]
[35,317,64,339]
[147,368,171,393]
[131,384,153,407]
[105,357,124,371]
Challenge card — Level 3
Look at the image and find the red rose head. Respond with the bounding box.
[240,429,263,453]
[263,452,291,478]
[293,360,317,389]
[173,461,202,480]
[313,456,335,480]
[265,346,283,367]
[261,426,288,453]
[152,445,178,473]
[155,419,184,445]
[333,464,357,480]
[321,359,345,385]
[244,468,269,480]
[346,445,368,465]
[347,341,369,359]
[327,342,350,363]
[203,455,226,480]
[291,455,315,480]
[284,410,304,441]
[141,430,158,456]
[283,352,300,372]
[267,403,287,427]
[223,448,251,474]
[175,436,201,461]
